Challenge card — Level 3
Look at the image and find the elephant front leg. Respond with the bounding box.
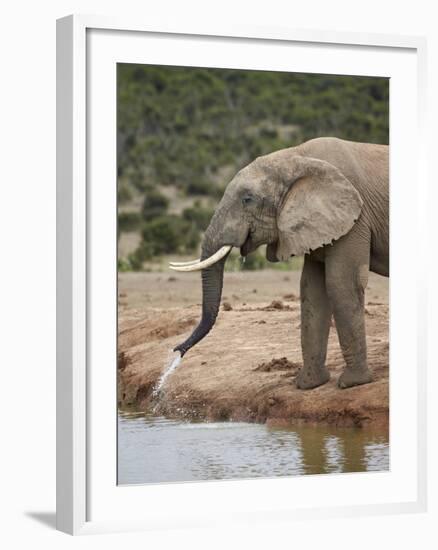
[326,239,373,389]
[296,257,332,390]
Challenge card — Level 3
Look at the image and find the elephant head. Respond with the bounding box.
[170,148,363,356]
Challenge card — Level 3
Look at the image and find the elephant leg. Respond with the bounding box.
[296,257,332,390]
[325,228,373,389]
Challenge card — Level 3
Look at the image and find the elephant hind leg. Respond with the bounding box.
[296,257,332,390]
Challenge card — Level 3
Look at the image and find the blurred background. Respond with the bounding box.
[117,64,389,272]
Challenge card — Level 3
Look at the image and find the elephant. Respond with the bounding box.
[169,137,389,390]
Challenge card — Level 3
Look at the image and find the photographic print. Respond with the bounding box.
[117,64,389,485]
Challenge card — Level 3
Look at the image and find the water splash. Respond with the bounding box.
[152,352,182,399]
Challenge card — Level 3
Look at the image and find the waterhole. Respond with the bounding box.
[118,412,389,485]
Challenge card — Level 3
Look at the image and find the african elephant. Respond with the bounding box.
[170,137,389,389]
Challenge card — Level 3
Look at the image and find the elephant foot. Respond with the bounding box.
[337,368,373,389]
[296,367,330,390]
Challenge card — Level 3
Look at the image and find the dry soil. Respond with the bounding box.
[118,269,389,429]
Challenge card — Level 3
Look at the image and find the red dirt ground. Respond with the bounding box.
[118,270,389,429]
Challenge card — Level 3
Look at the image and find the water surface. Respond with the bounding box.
[118,412,389,485]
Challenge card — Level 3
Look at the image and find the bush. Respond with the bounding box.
[117,258,132,272]
[128,172,153,193]
[226,250,269,271]
[118,211,141,232]
[182,202,214,231]
[184,179,213,196]
[127,250,146,271]
[241,252,269,270]
[141,190,169,220]
[139,215,199,259]
[118,65,389,267]
[224,248,304,272]
[118,67,389,198]
[118,184,132,204]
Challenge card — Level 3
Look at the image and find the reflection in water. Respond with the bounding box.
[118,412,389,485]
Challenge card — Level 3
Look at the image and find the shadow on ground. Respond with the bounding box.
[25,511,56,530]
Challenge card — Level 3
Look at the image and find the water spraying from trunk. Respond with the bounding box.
[152,352,182,398]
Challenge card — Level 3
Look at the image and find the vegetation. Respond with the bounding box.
[117,64,389,270]
[141,190,169,220]
[118,211,141,233]
[139,215,199,257]
[225,249,304,272]
[182,201,215,232]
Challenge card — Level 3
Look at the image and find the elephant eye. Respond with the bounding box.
[242,194,253,205]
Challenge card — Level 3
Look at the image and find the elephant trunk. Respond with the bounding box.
[173,239,228,357]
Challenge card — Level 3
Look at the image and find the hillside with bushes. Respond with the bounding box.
[117,64,389,270]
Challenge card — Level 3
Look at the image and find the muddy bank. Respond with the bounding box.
[118,271,389,429]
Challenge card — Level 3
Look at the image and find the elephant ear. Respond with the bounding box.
[276,156,363,260]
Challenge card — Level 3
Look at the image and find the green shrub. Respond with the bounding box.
[184,179,212,196]
[127,250,145,271]
[129,173,153,193]
[118,211,141,232]
[118,184,132,204]
[224,249,304,272]
[117,258,132,272]
[118,64,389,267]
[182,201,214,231]
[139,215,199,258]
[225,250,269,271]
[241,252,269,270]
[141,190,169,221]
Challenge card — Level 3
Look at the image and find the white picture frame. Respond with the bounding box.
[56,14,428,535]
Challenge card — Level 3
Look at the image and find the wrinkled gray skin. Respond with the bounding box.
[175,137,389,389]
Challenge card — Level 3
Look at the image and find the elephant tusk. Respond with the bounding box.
[169,245,232,272]
[169,259,201,267]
